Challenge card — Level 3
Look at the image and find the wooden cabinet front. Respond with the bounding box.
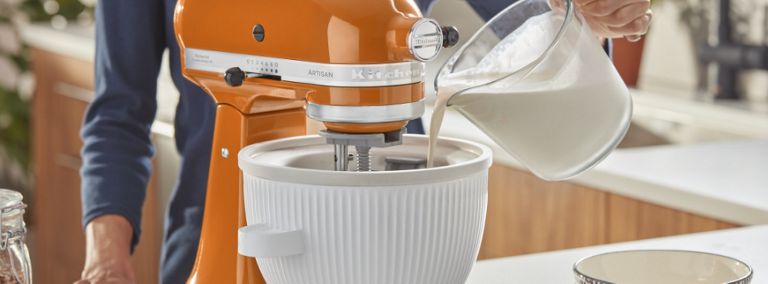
[480,164,740,260]
[480,165,608,259]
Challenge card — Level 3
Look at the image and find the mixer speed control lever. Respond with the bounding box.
[224,67,280,87]
[224,67,248,87]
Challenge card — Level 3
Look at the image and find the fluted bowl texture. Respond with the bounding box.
[238,135,492,284]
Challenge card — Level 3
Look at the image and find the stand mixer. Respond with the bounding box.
[174,0,459,282]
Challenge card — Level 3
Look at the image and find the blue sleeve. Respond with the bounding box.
[413,0,436,13]
[466,0,517,21]
[414,0,514,17]
[80,0,166,251]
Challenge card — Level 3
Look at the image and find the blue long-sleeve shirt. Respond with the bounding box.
[81,1,516,283]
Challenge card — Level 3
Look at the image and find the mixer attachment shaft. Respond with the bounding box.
[320,128,406,171]
[334,144,349,171]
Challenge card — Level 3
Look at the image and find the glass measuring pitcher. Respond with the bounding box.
[0,189,31,284]
[434,0,632,181]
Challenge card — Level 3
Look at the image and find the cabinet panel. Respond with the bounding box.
[480,165,740,260]
[607,194,739,243]
[30,49,94,91]
[52,83,91,157]
[480,165,607,259]
[41,164,86,283]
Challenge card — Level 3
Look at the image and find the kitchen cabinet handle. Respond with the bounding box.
[55,154,82,171]
[54,82,93,103]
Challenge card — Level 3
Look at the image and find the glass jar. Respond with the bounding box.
[0,189,31,284]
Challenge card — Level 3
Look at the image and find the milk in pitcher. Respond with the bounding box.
[428,11,631,181]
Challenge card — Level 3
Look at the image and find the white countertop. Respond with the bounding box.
[578,140,768,226]
[467,225,767,283]
[19,24,94,61]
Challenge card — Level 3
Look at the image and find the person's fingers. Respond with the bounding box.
[549,0,565,11]
[581,0,647,17]
[583,14,611,37]
[573,0,600,8]
[625,34,643,42]
[594,2,650,27]
[607,12,652,36]
[74,281,91,284]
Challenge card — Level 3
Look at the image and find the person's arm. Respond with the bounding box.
[77,0,166,282]
[76,215,135,283]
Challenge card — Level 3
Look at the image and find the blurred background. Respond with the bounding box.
[1,0,766,283]
[1,0,91,192]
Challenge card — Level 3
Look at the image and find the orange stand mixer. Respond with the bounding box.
[173,0,459,282]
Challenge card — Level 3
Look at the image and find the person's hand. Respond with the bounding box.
[74,215,136,284]
[551,0,652,42]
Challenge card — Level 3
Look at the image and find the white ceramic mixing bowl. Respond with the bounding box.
[237,134,492,284]
[574,250,753,284]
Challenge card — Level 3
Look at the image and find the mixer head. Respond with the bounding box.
[175,0,459,171]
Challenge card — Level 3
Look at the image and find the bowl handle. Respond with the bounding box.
[238,224,305,257]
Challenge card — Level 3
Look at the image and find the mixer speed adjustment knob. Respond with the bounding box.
[224,67,246,87]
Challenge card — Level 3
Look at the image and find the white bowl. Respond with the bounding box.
[574,250,753,284]
[237,134,493,284]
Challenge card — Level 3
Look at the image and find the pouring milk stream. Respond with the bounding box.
[427,10,631,181]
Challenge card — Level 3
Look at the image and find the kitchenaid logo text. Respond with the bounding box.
[351,68,418,81]
[412,36,441,47]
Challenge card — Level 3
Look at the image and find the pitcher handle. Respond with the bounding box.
[238,224,304,257]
